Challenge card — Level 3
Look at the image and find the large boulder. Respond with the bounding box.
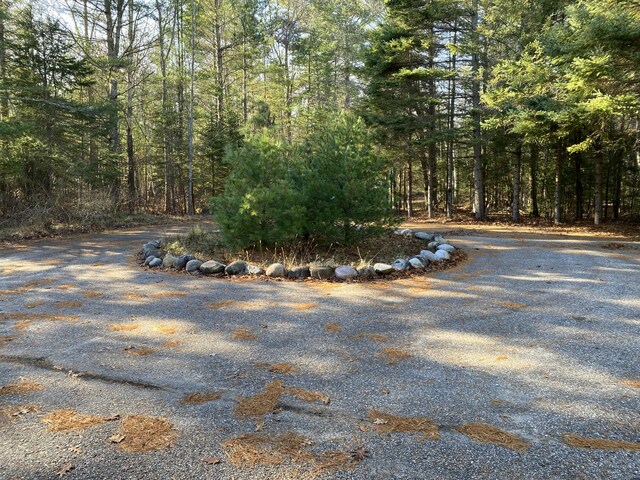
[162,253,177,269]
[148,257,163,268]
[433,250,450,262]
[427,242,440,252]
[437,244,455,253]
[266,263,286,278]
[414,232,434,242]
[144,255,156,266]
[335,266,358,280]
[287,266,311,279]
[392,259,409,271]
[186,259,203,273]
[225,261,248,275]
[175,254,195,270]
[374,263,394,275]
[420,250,436,264]
[310,266,334,279]
[200,260,226,274]
[408,257,425,269]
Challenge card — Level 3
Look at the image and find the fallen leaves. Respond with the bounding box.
[180,391,222,404]
[123,346,155,356]
[155,324,178,335]
[456,423,529,452]
[0,278,55,296]
[109,323,140,332]
[0,379,43,397]
[496,302,527,309]
[232,328,258,341]
[116,415,178,453]
[562,434,640,452]
[53,300,83,309]
[83,291,104,299]
[206,300,236,309]
[622,379,640,389]
[368,409,439,441]
[235,381,331,418]
[378,347,411,365]
[324,322,341,333]
[0,403,39,424]
[43,409,119,432]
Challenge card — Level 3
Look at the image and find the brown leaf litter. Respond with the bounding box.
[256,362,298,374]
[123,346,155,356]
[378,347,411,365]
[232,328,258,341]
[0,313,78,329]
[235,381,331,418]
[0,278,55,296]
[496,302,527,309]
[0,403,39,424]
[56,284,76,290]
[148,291,188,298]
[622,379,640,389]
[53,300,82,309]
[163,340,183,348]
[180,391,222,404]
[83,291,104,298]
[368,409,440,440]
[116,415,178,453]
[456,423,529,452]
[0,379,43,397]
[288,302,318,312]
[109,323,140,332]
[155,324,178,335]
[562,434,640,451]
[223,432,361,476]
[324,322,341,333]
[352,333,389,342]
[43,409,119,432]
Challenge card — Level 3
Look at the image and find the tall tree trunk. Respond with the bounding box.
[574,152,583,220]
[0,0,7,120]
[512,143,521,222]
[214,0,224,124]
[407,160,413,218]
[126,0,135,210]
[446,22,458,219]
[555,141,563,224]
[594,141,604,225]
[427,24,437,218]
[613,148,622,220]
[530,143,539,217]
[187,0,196,215]
[471,0,484,219]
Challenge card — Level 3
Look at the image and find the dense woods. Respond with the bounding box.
[1,0,639,231]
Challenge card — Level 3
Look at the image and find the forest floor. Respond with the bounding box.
[0,222,639,479]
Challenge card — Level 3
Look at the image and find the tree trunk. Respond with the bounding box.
[555,141,562,224]
[126,0,136,210]
[574,152,583,220]
[0,0,7,120]
[594,142,604,225]
[407,160,413,218]
[187,0,196,215]
[530,143,539,217]
[512,143,521,222]
[446,23,457,219]
[471,0,484,219]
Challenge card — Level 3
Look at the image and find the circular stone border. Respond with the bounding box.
[137,229,466,283]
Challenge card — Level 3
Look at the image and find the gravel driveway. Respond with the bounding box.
[1,224,639,479]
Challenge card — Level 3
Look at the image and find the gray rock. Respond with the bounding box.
[420,250,437,264]
[143,248,161,259]
[335,265,358,280]
[357,265,375,277]
[408,257,425,269]
[310,266,334,279]
[374,263,394,275]
[199,260,226,274]
[428,242,440,252]
[225,261,248,275]
[287,266,311,279]
[248,265,264,275]
[392,259,409,271]
[434,235,445,244]
[144,255,156,266]
[433,250,450,261]
[437,244,455,253]
[148,257,163,268]
[162,254,177,269]
[186,259,203,273]
[414,232,434,241]
[401,229,413,237]
[266,263,286,278]
[175,254,195,270]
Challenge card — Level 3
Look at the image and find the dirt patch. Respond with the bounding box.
[368,409,439,440]
[0,379,43,397]
[116,415,178,453]
[456,423,529,452]
[124,346,155,356]
[378,347,411,365]
[286,387,331,405]
[562,434,640,451]
[232,328,258,341]
[53,300,82,309]
[43,409,118,432]
[109,323,140,332]
[256,363,298,374]
[235,381,286,418]
[83,291,104,299]
[180,391,222,404]
[324,323,341,333]
[0,403,39,424]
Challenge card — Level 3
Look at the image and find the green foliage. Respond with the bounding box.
[212,134,306,248]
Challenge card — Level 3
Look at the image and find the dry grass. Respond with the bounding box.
[155,324,178,335]
[83,291,104,299]
[232,328,258,341]
[116,415,178,453]
[378,347,411,365]
[124,346,155,356]
[456,423,529,452]
[496,302,527,309]
[368,409,440,440]
[286,387,331,405]
[53,300,82,309]
[180,391,222,404]
[109,323,140,332]
[622,379,640,389]
[43,409,116,432]
[0,380,43,397]
[562,434,640,451]
[257,363,298,374]
[0,403,39,424]
[163,340,183,348]
[223,432,313,467]
[235,381,286,418]
[324,323,341,333]
[206,300,236,309]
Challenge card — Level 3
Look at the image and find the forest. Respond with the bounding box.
[1,0,639,234]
